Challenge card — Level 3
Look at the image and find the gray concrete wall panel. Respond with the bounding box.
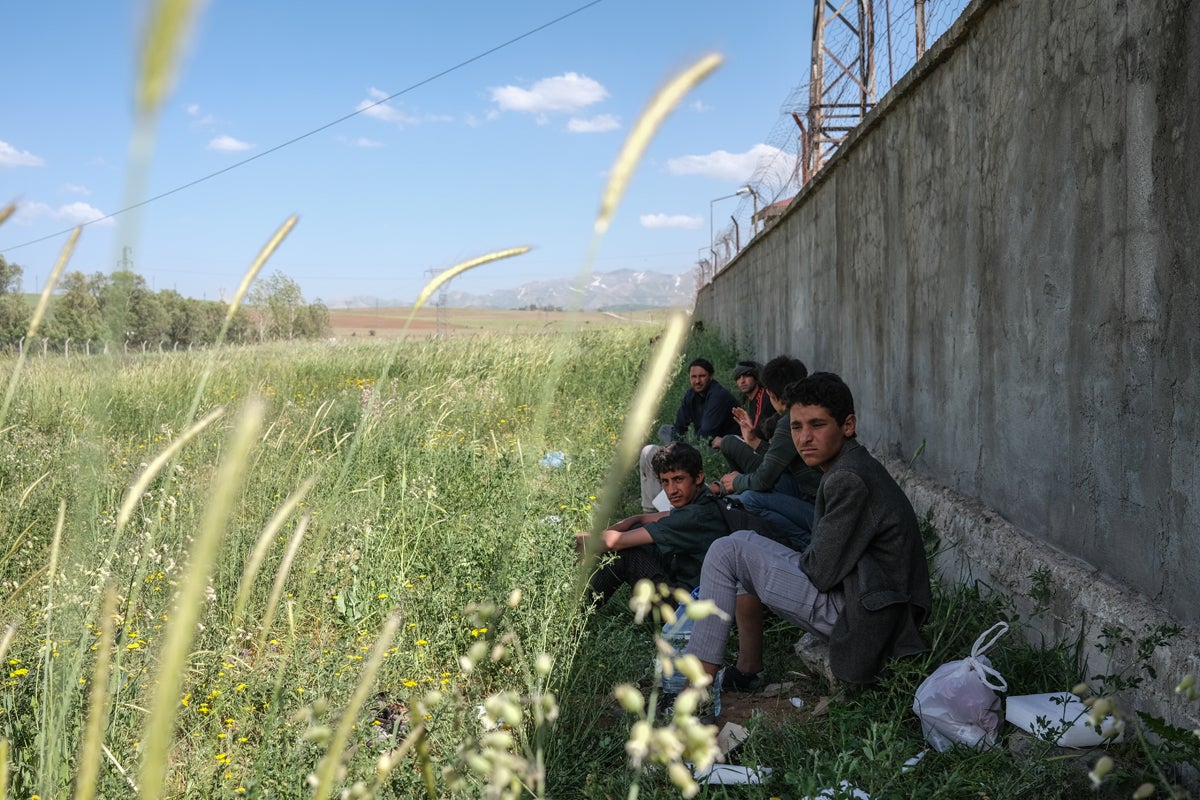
[695,0,1199,635]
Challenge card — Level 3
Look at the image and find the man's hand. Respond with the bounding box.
[732,407,761,447]
[711,436,723,449]
[720,472,740,492]
[574,531,592,556]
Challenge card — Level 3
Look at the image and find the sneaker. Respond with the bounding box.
[657,689,720,724]
[654,692,678,722]
[722,664,763,693]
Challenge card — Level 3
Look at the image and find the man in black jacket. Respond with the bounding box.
[639,358,739,512]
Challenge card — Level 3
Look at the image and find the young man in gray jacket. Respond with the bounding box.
[685,372,932,687]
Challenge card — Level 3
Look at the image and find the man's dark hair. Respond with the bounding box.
[651,441,704,479]
[687,357,714,375]
[760,355,809,397]
[782,372,856,427]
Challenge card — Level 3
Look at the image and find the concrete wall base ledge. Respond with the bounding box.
[891,461,1200,729]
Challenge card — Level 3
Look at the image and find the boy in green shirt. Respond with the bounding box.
[578,442,731,605]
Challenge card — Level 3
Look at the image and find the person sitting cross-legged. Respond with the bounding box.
[684,372,933,690]
[577,442,731,607]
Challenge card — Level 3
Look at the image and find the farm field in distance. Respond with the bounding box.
[326,305,673,339]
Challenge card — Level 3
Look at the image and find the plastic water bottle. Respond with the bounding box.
[658,612,694,696]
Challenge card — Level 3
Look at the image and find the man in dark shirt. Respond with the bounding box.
[579,442,730,606]
[685,373,932,686]
[669,358,740,443]
[639,358,739,511]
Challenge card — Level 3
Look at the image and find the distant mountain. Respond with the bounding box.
[334,268,699,311]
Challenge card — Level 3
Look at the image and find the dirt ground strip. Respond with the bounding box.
[327,306,671,339]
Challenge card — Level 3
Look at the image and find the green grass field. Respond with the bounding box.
[0,328,687,798]
[3,328,1198,798]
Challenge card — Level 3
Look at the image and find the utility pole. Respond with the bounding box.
[915,0,927,59]
[424,268,449,337]
[806,0,877,179]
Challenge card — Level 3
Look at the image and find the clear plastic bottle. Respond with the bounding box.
[656,588,720,716]
[658,612,694,696]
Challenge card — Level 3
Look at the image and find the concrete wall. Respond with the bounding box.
[696,0,1199,714]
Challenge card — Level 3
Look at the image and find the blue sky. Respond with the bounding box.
[1,1,944,306]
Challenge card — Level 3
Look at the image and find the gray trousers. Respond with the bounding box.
[686,530,843,665]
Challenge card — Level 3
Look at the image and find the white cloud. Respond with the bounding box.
[490,72,608,114]
[0,140,45,168]
[567,114,619,133]
[57,201,111,225]
[357,87,452,128]
[640,213,703,230]
[350,137,383,148]
[63,183,91,195]
[16,200,112,227]
[666,143,797,185]
[207,135,254,152]
[691,100,713,112]
[186,103,215,126]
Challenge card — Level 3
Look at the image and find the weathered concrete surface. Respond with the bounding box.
[895,459,1200,724]
[695,0,1200,721]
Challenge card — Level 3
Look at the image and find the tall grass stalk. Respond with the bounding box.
[72,587,118,800]
[233,475,316,628]
[579,312,688,586]
[0,625,14,666]
[529,53,719,485]
[116,406,225,532]
[0,623,11,800]
[0,737,8,800]
[183,215,298,429]
[311,613,401,800]
[34,501,66,798]
[594,52,721,237]
[138,399,264,800]
[256,513,311,649]
[334,246,531,496]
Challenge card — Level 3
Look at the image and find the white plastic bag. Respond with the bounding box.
[912,622,1008,752]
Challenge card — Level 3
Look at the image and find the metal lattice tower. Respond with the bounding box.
[804,0,877,180]
[424,268,449,337]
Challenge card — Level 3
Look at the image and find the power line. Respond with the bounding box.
[0,0,605,256]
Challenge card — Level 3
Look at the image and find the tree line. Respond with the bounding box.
[0,256,330,350]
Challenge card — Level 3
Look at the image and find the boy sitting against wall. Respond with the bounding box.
[683,372,933,690]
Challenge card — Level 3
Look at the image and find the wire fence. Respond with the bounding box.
[700,0,971,283]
